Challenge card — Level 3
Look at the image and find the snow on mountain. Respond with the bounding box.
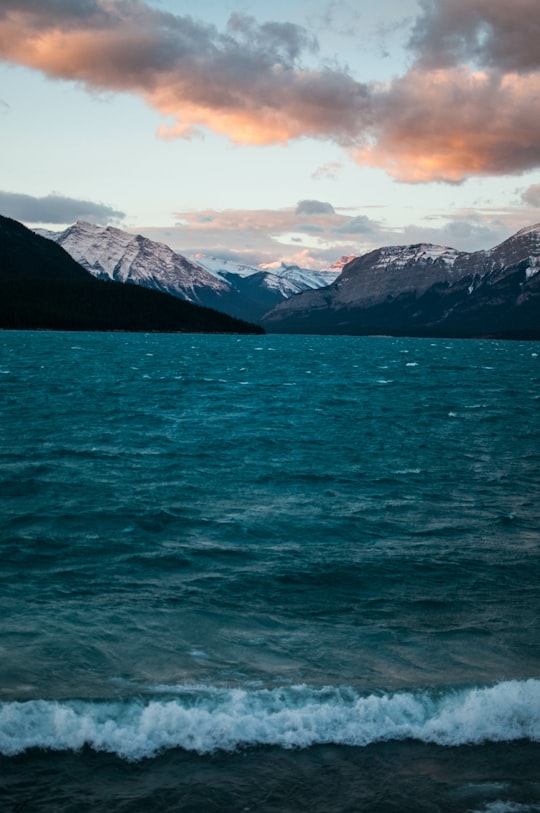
[191,254,261,280]
[268,263,341,290]
[250,271,303,297]
[322,242,464,310]
[194,255,340,291]
[262,224,540,338]
[3,215,262,333]
[39,221,232,307]
[511,222,540,239]
[36,222,324,323]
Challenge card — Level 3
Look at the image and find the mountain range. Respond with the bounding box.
[5,214,540,338]
[0,215,262,334]
[262,225,540,339]
[39,221,340,323]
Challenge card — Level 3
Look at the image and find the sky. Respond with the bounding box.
[1,0,540,269]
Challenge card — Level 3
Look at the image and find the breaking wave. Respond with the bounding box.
[1,679,539,761]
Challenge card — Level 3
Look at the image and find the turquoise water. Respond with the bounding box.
[1,331,539,811]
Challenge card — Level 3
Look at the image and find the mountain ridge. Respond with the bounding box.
[262,225,540,339]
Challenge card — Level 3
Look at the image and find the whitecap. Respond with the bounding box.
[1,679,539,761]
[468,803,539,813]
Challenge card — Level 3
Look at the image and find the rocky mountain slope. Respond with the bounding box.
[38,220,245,311]
[262,225,540,339]
[0,215,263,333]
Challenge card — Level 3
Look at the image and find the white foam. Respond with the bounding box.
[470,803,539,813]
[1,680,538,761]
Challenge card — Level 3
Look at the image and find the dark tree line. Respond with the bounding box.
[0,215,264,334]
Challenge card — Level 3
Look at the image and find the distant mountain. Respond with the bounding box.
[189,255,262,280]
[0,215,263,334]
[267,263,341,291]
[262,225,540,339]
[192,254,306,316]
[190,255,340,290]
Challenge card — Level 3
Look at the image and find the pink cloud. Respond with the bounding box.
[1,0,540,183]
[355,68,540,182]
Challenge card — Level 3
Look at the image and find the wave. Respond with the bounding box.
[1,679,539,761]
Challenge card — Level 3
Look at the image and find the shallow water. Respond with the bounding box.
[1,331,539,811]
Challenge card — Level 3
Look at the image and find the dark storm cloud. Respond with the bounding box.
[0,191,125,224]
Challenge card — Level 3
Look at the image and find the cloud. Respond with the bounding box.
[294,224,325,233]
[521,184,540,207]
[0,190,125,224]
[316,1,363,37]
[400,215,509,251]
[354,67,540,182]
[159,205,376,267]
[409,0,540,73]
[333,215,374,234]
[295,200,336,215]
[141,203,534,269]
[0,2,367,146]
[1,0,540,182]
[311,161,343,181]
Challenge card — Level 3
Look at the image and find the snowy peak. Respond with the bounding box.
[341,242,461,276]
[327,241,464,308]
[513,222,540,239]
[194,255,340,290]
[269,263,341,290]
[46,221,230,302]
[487,221,540,273]
[191,254,262,280]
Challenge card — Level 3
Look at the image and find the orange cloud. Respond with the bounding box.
[0,4,368,146]
[355,69,540,183]
[1,1,540,183]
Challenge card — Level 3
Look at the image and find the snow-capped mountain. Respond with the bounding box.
[193,254,340,290]
[37,221,239,313]
[259,262,341,290]
[190,254,262,280]
[39,223,342,323]
[192,254,306,303]
[262,225,540,339]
